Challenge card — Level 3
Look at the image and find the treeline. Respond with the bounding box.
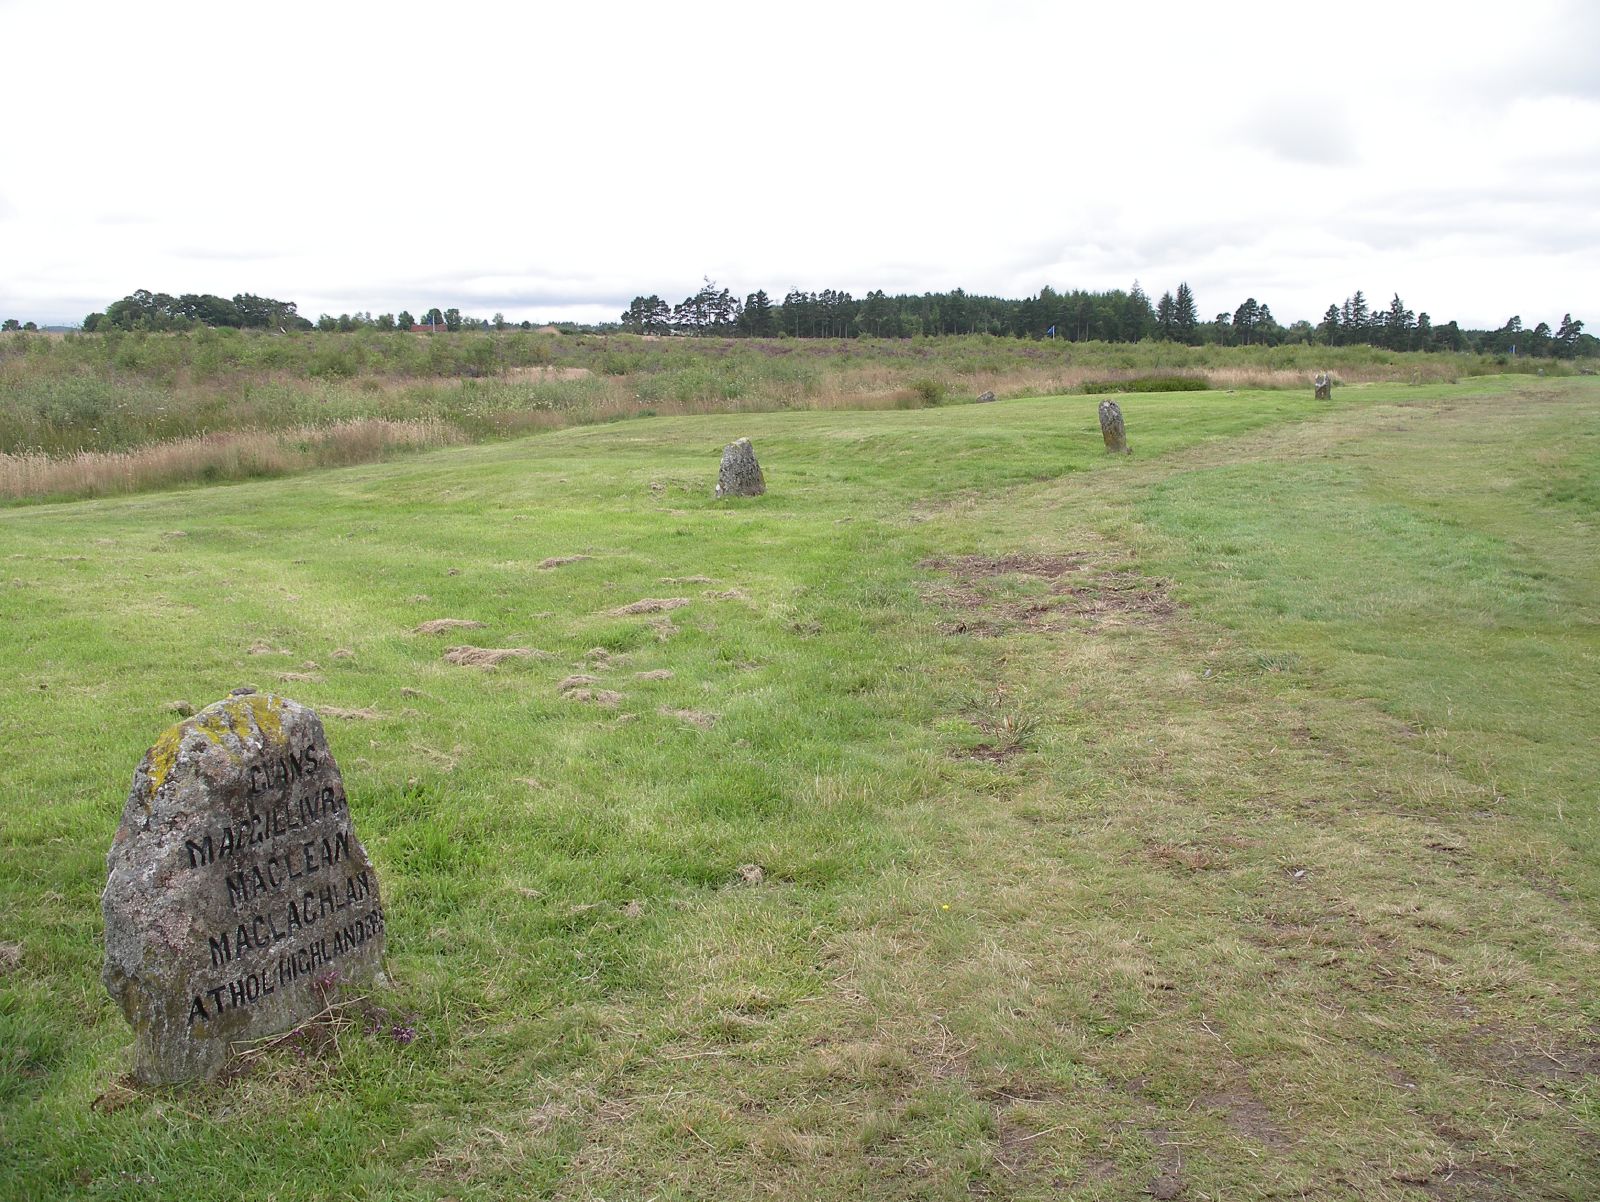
[54,285,1595,359]
[622,280,1594,357]
[80,291,557,336]
[83,290,313,332]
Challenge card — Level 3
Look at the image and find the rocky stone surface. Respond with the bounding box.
[976,390,996,403]
[715,437,765,498]
[1314,372,1332,400]
[102,693,385,1084]
[1098,399,1129,454]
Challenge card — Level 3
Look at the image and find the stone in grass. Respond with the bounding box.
[102,693,386,1084]
[1098,399,1129,454]
[715,438,765,498]
[976,390,996,403]
[1314,372,1332,400]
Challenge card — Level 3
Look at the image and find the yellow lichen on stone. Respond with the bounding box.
[145,694,288,794]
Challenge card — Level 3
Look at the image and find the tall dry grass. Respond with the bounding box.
[0,419,459,502]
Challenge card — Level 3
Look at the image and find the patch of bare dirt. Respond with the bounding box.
[1150,843,1223,873]
[1145,1127,1185,1200]
[536,555,591,570]
[414,618,485,634]
[608,597,689,616]
[920,554,1174,636]
[1465,1027,1600,1090]
[1422,1160,1521,1200]
[0,942,20,972]
[956,742,1023,763]
[277,671,324,683]
[1198,1086,1288,1148]
[443,646,549,669]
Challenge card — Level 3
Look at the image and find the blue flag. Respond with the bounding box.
[1046,324,1056,337]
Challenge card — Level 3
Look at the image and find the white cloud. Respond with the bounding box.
[1,0,1594,330]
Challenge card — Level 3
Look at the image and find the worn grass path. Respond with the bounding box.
[2,378,1597,1199]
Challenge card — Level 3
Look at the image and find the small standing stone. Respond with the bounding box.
[975,390,996,403]
[102,693,386,1084]
[715,438,765,498]
[1314,372,1332,400]
[1098,399,1129,454]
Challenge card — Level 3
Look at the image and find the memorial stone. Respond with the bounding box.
[1098,399,1129,454]
[102,693,385,1084]
[1314,372,1332,400]
[715,437,766,498]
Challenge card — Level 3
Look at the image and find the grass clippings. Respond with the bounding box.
[414,618,486,635]
[658,707,718,729]
[607,597,690,616]
[634,669,675,681]
[318,706,380,721]
[563,688,623,707]
[536,555,591,570]
[443,646,546,669]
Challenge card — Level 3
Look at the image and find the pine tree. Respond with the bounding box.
[1232,297,1261,345]
[1555,314,1585,358]
[739,290,776,337]
[1318,305,1340,346]
[1173,283,1199,345]
[1383,293,1415,351]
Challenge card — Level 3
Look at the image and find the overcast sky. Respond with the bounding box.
[3,0,1596,330]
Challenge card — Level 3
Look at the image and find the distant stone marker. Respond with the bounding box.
[1314,372,1332,400]
[976,390,996,403]
[1098,399,1129,454]
[715,438,765,498]
[102,693,385,1084]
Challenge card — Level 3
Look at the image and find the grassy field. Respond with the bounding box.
[1,375,1597,1199]
[4,329,1580,502]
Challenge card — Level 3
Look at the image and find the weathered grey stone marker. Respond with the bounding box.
[1314,372,1332,400]
[976,390,996,403]
[715,437,765,498]
[1098,399,1129,454]
[102,693,385,1084]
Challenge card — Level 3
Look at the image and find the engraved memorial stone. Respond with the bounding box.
[715,437,765,498]
[1098,399,1129,454]
[102,693,385,1084]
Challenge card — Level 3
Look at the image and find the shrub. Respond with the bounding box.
[1083,375,1210,394]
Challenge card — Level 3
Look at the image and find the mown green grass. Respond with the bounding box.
[1,377,1596,1199]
